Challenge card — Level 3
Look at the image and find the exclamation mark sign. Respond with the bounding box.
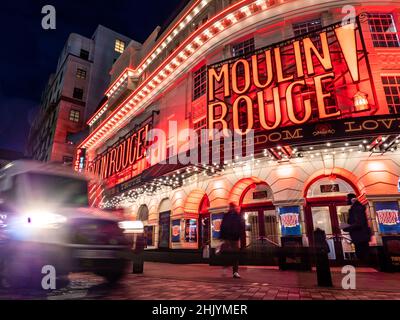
[335,23,359,83]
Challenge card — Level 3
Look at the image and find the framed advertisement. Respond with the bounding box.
[171,219,181,243]
[375,202,400,234]
[279,206,302,236]
[185,219,197,243]
[211,213,224,239]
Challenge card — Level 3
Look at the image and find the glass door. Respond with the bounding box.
[199,214,210,247]
[311,206,337,260]
[308,203,356,263]
[158,211,171,248]
[244,211,259,247]
[336,205,356,261]
[264,210,280,246]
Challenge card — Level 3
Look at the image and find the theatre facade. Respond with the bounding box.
[77,0,400,265]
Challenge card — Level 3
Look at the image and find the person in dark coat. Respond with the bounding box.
[343,193,371,263]
[220,202,245,278]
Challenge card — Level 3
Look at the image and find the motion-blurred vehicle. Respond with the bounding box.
[0,160,132,289]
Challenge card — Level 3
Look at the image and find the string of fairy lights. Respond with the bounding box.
[99,136,400,209]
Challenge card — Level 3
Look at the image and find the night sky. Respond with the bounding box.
[0,0,188,153]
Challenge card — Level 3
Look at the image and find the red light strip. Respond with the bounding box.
[87,100,109,125]
[104,67,134,97]
[89,0,249,126]
[102,0,205,100]
[80,0,267,149]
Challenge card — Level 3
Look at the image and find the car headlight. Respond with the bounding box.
[118,220,144,234]
[23,210,67,229]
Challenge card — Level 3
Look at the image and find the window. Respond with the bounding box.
[368,13,400,47]
[76,68,87,79]
[73,87,83,100]
[232,38,255,57]
[80,49,89,60]
[63,156,73,165]
[192,65,207,101]
[292,19,322,36]
[69,109,80,122]
[194,117,207,145]
[382,75,400,113]
[115,39,125,53]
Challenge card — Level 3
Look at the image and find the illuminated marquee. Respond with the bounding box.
[207,21,378,142]
[87,123,150,183]
[74,148,86,172]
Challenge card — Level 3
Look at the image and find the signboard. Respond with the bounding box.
[171,219,181,243]
[207,21,381,148]
[87,121,151,187]
[185,219,197,243]
[375,202,400,234]
[211,213,224,239]
[320,184,340,193]
[253,190,269,199]
[74,148,86,172]
[279,206,301,236]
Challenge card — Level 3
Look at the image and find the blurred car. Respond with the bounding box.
[0,160,132,289]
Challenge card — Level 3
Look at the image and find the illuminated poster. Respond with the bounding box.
[171,219,181,243]
[375,202,400,234]
[185,219,197,243]
[211,213,224,239]
[279,206,301,236]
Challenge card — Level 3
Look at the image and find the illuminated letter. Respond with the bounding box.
[335,25,359,82]
[232,59,251,95]
[101,153,109,179]
[232,95,254,135]
[108,148,117,176]
[208,64,230,101]
[252,50,273,89]
[274,47,293,83]
[303,32,332,75]
[257,88,282,130]
[114,143,124,173]
[207,102,229,137]
[129,133,138,164]
[286,80,312,125]
[344,121,362,132]
[136,125,149,161]
[314,72,340,119]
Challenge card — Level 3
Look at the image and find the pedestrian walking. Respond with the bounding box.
[219,202,245,278]
[342,193,372,263]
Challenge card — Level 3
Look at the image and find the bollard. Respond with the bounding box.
[132,253,144,274]
[132,234,145,274]
[313,228,333,287]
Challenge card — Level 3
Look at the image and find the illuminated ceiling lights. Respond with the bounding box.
[81,0,276,149]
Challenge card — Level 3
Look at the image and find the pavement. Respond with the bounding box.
[1,262,400,300]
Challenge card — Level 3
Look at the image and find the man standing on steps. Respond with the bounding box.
[220,202,245,279]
